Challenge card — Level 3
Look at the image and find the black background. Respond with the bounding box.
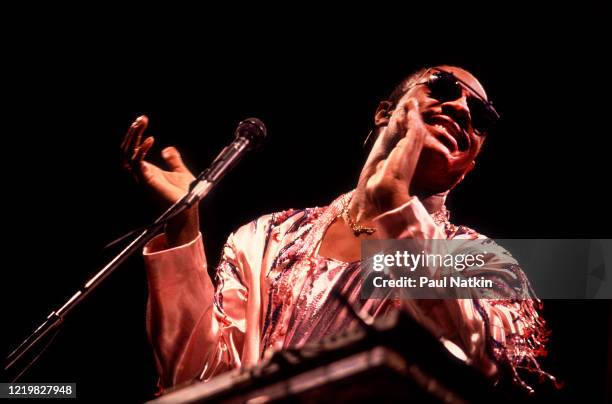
[2,6,611,403]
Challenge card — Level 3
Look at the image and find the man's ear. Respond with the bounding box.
[374,100,393,127]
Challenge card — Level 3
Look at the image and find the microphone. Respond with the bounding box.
[183,117,267,206]
[5,118,266,381]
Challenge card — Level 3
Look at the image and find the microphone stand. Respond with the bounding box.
[5,132,255,381]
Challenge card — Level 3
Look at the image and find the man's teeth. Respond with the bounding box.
[435,124,448,133]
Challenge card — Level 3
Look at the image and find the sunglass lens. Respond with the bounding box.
[428,72,462,102]
[468,97,498,134]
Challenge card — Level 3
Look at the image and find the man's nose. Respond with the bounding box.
[441,93,471,131]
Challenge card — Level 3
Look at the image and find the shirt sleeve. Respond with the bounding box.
[372,197,550,390]
[144,231,248,387]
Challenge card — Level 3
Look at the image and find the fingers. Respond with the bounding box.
[120,117,191,193]
[404,98,420,114]
[383,139,415,182]
[121,115,148,167]
[405,101,426,133]
[120,120,136,153]
[379,101,426,182]
[135,136,154,162]
[121,115,148,156]
[389,126,425,181]
[382,103,409,147]
[129,117,149,160]
[161,147,189,173]
[121,115,152,179]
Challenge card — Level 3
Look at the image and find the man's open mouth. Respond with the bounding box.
[424,115,470,153]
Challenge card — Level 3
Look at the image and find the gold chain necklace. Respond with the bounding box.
[341,195,452,237]
[341,198,376,236]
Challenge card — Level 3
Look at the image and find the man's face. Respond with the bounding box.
[391,66,490,194]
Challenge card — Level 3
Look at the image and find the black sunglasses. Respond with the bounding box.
[418,69,500,135]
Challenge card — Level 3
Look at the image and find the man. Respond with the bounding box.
[121,66,550,392]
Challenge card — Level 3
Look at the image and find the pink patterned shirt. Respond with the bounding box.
[144,192,550,392]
